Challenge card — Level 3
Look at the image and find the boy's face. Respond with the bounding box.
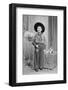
[37,26,42,33]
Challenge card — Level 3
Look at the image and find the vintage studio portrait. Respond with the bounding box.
[23,15,57,75]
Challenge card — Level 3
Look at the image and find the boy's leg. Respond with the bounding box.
[39,50,44,70]
[34,49,39,71]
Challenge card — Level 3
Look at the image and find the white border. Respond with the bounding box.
[16,8,64,83]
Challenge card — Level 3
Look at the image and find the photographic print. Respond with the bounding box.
[23,15,57,75]
[9,3,66,86]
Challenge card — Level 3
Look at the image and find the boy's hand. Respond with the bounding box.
[36,45,38,48]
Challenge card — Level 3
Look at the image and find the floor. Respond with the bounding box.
[23,64,57,75]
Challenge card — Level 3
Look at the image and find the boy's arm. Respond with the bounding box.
[32,35,39,48]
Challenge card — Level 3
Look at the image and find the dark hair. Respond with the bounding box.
[34,22,45,33]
